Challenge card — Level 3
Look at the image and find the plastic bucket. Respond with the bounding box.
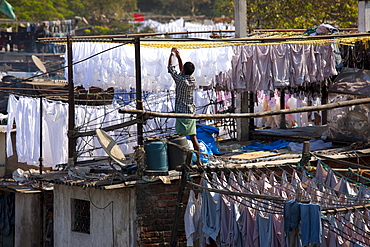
[144,141,168,171]
[167,135,188,170]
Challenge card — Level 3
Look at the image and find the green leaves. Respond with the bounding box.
[1,0,359,30]
[245,0,358,29]
[3,0,137,22]
[3,0,82,20]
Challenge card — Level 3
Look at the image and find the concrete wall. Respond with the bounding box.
[15,193,41,247]
[53,185,136,247]
[358,1,370,32]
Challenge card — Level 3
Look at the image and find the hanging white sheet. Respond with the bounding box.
[140,18,235,39]
[6,90,215,168]
[66,42,234,90]
[6,95,130,168]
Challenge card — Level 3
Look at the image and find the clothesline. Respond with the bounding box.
[187,149,370,209]
[184,178,370,246]
[183,156,370,246]
[187,155,369,209]
[188,181,286,203]
[323,219,368,246]
[312,158,370,190]
[38,32,370,46]
[6,90,220,167]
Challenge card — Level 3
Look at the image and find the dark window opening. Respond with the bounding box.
[71,199,90,234]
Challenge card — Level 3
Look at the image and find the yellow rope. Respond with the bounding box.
[138,36,369,49]
[40,31,370,49]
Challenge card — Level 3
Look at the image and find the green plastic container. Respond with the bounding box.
[144,141,168,171]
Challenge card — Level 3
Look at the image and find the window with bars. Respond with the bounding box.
[71,199,90,234]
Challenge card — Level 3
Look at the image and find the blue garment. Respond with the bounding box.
[283,199,301,232]
[354,244,365,247]
[201,179,221,243]
[299,204,322,246]
[256,212,272,247]
[242,139,289,151]
[0,193,15,236]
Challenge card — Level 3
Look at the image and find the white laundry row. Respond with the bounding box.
[140,18,235,38]
[66,42,234,90]
[66,42,337,92]
[6,90,215,168]
[254,90,323,128]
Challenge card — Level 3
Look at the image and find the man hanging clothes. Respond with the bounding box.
[168,48,202,166]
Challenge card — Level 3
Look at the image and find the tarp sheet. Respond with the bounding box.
[329,67,370,96]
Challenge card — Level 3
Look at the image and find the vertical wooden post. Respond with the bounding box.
[321,83,328,125]
[170,152,192,247]
[67,35,76,166]
[300,141,311,168]
[134,37,143,146]
[280,90,286,129]
[39,96,43,175]
[237,91,249,141]
[248,91,255,133]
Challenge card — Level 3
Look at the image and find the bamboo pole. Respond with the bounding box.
[321,204,370,214]
[67,35,76,166]
[313,153,370,170]
[119,96,370,119]
[71,117,148,138]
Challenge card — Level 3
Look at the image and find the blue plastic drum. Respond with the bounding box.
[144,141,168,171]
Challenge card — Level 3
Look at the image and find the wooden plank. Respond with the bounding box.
[7,186,42,193]
[228,151,282,160]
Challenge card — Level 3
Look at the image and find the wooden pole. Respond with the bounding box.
[248,91,255,132]
[314,153,370,170]
[237,91,249,141]
[300,141,311,168]
[322,203,370,214]
[39,96,43,175]
[134,37,143,146]
[280,90,286,129]
[119,96,370,120]
[170,152,192,247]
[67,35,76,166]
[321,83,328,124]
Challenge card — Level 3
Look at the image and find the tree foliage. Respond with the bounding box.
[246,0,358,29]
[220,0,358,29]
[1,0,359,29]
[3,0,82,21]
[77,0,137,25]
[3,0,136,23]
[137,0,214,17]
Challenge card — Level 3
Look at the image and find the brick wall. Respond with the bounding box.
[135,179,189,247]
[43,190,54,247]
